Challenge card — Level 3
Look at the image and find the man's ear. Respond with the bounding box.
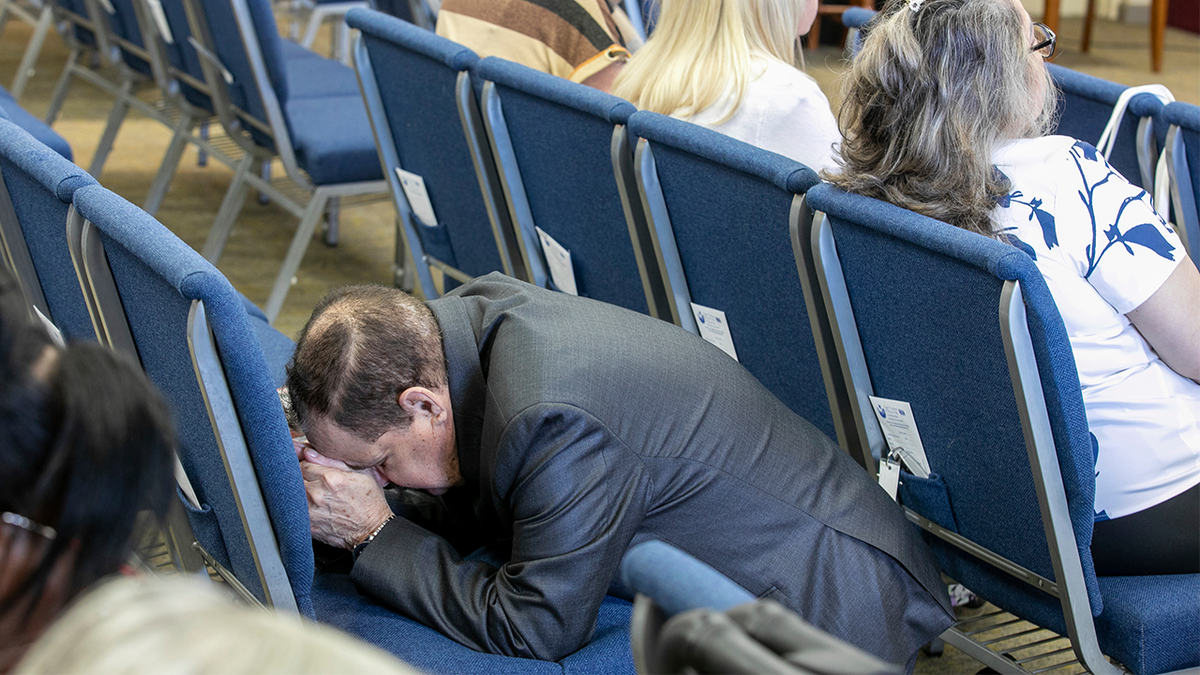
[397,387,445,421]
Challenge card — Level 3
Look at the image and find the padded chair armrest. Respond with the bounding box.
[476,56,636,125]
[620,541,754,617]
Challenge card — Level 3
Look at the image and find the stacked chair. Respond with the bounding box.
[1162,101,1200,266]
[478,56,666,317]
[804,182,1199,675]
[350,8,515,298]
[626,111,857,463]
[180,0,388,322]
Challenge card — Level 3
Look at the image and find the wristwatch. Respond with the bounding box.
[351,515,394,561]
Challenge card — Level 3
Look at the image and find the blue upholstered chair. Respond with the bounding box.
[349,8,515,299]
[841,6,874,56]
[626,111,857,463]
[1162,101,1200,268]
[1049,64,1167,192]
[0,82,72,159]
[0,116,97,339]
[67,182,634,675]
[478,57,666,317]
[805,182,1200,675]
[180,0,388,322]
[0,0,56,100]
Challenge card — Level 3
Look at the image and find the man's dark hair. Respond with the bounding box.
[285,285,446,442]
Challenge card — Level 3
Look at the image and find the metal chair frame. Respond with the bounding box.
[0,0,55,100]
[809,207,1130,674]
[181,0,387,322]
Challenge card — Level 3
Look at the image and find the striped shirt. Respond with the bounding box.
[436,0,631,84]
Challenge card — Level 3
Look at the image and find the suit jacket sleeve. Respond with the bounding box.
[350,403,651,661]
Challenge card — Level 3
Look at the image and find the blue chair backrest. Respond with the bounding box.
[806,182,1103,637]
[1163,101,1200,267]
[184,0,288,140]
[154,0,214,111]
[1049,64,1165,191]
[48,0,100,49]
[478,57,655,315]
[349,8,512,297]
[69,184,315,617]
[627,111,842,446]
[103,0,154,76]
[0,118,97,339]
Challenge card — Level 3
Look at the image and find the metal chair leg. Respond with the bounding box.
[201,154,254,264]
[323,195,339,246]
[257,160,271,205]
[44,48,80,125]
[143,111,195,216]
[87,78,134,178]
[197,120,208,167]
[9,4,52,101]
[264,191,327,323]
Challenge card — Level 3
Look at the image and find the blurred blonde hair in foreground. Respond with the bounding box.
[15,575,421,675]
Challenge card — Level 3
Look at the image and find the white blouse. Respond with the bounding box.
[675,57,840,173]
[992,135,1200,521]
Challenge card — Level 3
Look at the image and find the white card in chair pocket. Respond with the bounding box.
[690,303,739,362]
[145,0,174,43]
[396,168,439,228]
[868,396,930,478]
[535,227,578,296]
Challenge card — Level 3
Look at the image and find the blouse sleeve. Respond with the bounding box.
[1059,141,1184,315]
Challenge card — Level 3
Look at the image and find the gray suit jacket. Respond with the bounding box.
[352,274,953,663]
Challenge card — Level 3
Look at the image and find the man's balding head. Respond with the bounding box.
[285,285,446,442]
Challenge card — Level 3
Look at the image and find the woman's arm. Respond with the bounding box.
[1127,255,1200,383]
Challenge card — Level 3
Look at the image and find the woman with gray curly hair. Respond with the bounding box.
[827,0,1200,577]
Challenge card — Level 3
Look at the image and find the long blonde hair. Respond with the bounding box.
[613,0,811,123]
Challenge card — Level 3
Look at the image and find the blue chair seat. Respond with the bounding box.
[284,55,363,100]
[311,571,633,674]
[1094,574,1200,675]
[285,95,385,185]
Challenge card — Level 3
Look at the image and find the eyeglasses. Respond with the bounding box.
[1031,22,1056,59]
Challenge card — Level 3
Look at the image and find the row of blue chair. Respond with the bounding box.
[349,10,1199,673]
[0,109,640,673]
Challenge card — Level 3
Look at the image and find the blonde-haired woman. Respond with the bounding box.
[613,0,840,170]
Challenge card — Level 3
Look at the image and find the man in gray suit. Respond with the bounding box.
[288,274,953,666]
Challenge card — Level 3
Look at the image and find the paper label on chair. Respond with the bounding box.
[878,457,901,501]
[868,396,930,478]
[535,227,578,296]
[32,306,65,348]
[144,0,174,43]
[395,168,438,228]
[690,303,739,362]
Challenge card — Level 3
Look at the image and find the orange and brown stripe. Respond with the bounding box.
[439,0,624,69]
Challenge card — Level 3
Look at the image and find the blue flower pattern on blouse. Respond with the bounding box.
[995,141,1179,523]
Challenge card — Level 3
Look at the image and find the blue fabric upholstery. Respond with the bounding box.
[625,111,835,440]
[620,541,755,617]
[806,182,1199,675]
[1050,64,1163,190]
[0,118,96,339]
[1093,575,1200,674]
[1162,101,1200,266]
[190,0,383,184]
[477,56,649,313]
[0,85,72,160]
[69,184,314,617]
[350,7,507,277]
[106,0,154,76]
[313,571,634,674]
[368,0,414,20]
